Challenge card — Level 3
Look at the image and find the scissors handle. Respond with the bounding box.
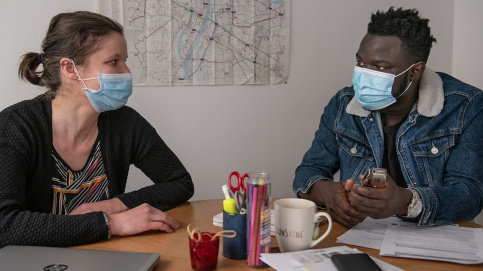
[228,171,248,193]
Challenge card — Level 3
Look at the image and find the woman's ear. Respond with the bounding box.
[59,58,79,80]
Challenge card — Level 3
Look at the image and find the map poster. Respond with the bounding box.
[97,0,290,86]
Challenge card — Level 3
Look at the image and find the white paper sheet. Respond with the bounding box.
[336,216,405,250]
[258,252,306,271]
[380,223,483,264]
[260,246,404,271]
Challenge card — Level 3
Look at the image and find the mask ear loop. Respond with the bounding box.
[394,64,415,99]
[395,81,413,100]
[70,59,98,90]
[395,64,415,77]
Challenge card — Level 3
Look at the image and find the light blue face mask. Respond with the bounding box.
[71,60,133,113]
[352,64,414,110]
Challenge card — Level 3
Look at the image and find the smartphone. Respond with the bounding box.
[331,253,382,271]
[361,168,386,188]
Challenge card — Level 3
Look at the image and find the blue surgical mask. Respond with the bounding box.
[71,60,133,113]
[352,64,414,110]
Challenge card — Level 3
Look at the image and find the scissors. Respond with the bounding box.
[228,171,248,193]
[234,191,246,213]
[228,171,248,213]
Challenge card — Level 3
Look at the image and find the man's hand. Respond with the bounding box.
[347,174,412,219]
[69,198,129,215]
[109,203,180,236]
[299,180,367,228]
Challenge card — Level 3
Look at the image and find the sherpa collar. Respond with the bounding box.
[346,68,444,117]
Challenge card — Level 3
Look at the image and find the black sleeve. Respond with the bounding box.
[114,108,194,211]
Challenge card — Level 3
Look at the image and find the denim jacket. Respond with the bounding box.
[293,69,483,226]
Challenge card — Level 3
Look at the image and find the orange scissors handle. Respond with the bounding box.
[228,171,248,193]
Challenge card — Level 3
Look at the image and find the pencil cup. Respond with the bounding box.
[246,171,271,268]
[188,232,220,271]
[222,211,247,259]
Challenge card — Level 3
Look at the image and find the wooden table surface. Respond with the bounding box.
[72,199,483,270]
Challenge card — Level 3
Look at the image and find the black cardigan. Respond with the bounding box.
[0,95,193,247]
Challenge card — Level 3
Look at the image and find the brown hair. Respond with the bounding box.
[18,11,123,98]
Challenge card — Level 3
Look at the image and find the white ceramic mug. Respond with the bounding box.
[274,198,332,253]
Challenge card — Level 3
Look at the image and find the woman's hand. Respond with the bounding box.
[70,199,179,236]
[109,203,180,236]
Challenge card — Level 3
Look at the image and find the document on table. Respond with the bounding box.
[380,223,483,264]
[336,216,405,250]
[260,245,404,271]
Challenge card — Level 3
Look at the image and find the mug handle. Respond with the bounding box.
[310,212,333,248]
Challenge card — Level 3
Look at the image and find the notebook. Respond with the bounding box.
[0,245,160,271]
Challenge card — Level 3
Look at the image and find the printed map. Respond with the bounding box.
[98,0,290,86]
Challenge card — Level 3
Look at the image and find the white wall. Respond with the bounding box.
[453,1,483,224]
[2,1,478,205]
[453,0,483,89]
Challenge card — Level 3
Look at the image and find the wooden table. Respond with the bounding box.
[72,199,483,270]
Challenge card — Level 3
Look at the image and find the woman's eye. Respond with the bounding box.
[109,60,117,65]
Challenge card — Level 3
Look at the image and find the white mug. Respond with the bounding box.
[274,198,332,253]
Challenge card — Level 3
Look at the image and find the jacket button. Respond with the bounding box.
[431,143,438,154]
[350,144,357,154]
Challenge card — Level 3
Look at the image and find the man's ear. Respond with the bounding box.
[59,58,79,80]
[409,61,426,81]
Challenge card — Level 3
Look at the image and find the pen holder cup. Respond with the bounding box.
[189,232,220,271]
[222,211,247,259]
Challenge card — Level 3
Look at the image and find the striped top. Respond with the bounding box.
[51,138,109,214]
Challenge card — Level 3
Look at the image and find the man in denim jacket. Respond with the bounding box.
[293,7,483,228]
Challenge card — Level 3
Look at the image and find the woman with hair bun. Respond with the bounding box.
[0,11,193,247]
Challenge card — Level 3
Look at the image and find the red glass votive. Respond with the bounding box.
[189,232,220,271]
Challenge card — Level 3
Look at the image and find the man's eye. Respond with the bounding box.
[109,60,117,65]
[356,60,364,66]
[374,65,384,70]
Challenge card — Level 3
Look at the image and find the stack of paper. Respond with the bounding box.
[336,216,404,250]
[259,246,403,271]
[212,212,223,227]
[336,216,483,265]
[379,222,483,264]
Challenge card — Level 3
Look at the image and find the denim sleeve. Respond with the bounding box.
[293,92,342,196]
[417,93,483,226]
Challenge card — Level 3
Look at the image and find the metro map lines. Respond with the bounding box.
[98,0,290,86]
